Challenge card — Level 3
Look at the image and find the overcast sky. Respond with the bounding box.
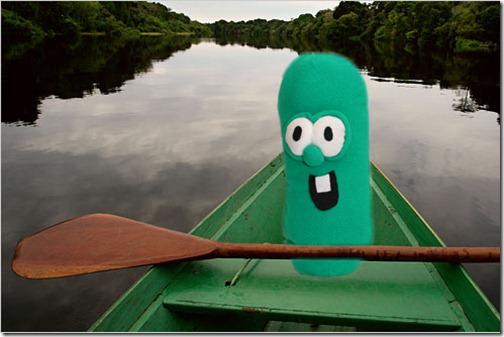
[160,1,339,23]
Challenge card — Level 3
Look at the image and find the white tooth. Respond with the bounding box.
[315,174,331,193]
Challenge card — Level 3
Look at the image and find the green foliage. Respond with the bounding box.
[333,1,368,20]
[209,1,500,53]
[1,8,45,41]
[1,8,46,57]
[455,37,494,53]
[2,1,211,44]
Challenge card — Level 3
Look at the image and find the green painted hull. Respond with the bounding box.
[90,154,500,332]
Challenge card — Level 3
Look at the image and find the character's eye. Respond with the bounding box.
[312,116,346,157]
[285,117,313,156]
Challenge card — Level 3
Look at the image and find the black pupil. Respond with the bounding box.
[324,127,333,141]
[293,126,302,141]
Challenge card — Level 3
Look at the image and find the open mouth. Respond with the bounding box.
[309,171,338,211]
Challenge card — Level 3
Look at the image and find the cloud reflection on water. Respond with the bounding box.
[2,41,500,331]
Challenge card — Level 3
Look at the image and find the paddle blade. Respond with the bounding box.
[12,214,217,279]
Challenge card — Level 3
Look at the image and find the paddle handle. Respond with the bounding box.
[215,243,500,263]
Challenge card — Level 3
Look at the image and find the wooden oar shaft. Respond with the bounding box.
[11,214,500,279]
[215,243,500,263]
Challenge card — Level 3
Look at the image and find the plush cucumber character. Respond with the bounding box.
[278,53,373,276]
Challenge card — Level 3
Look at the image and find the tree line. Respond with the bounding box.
[208,1,500,53]
[4,1,499,54]
[2,1,212,44]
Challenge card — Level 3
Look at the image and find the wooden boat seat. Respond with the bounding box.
[163,258,474,332]
[90,156,497,332]
[161,159,476,332]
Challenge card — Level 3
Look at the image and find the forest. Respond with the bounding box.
[209,1,500,53]
[1,1,212,44]
[3,1,499,55]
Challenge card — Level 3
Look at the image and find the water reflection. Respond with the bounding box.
[2,35,500,126]
[2,36,500,125]
[2,35,500,331]
[452,88,482,114]
[2,35,195,125]
[216,35,501,118]
[2,41,289,331]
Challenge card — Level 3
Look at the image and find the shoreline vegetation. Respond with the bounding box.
[2,1,500,122]
[79,32,189,36]
[1,1,212,56]
[209,1,500,54]
[2,1,500,56]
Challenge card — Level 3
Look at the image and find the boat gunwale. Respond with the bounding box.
[370,159,500,332]
[90,154,286,332]
[90,155,500,332]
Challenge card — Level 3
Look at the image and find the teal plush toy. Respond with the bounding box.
[278,53,373,276]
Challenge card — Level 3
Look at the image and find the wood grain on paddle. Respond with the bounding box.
[12,214,217,279]
[12,214,500,279]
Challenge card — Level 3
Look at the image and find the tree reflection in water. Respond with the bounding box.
[2,34,499,126]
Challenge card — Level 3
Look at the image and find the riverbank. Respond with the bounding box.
[207,1,499,54]
[1,2,211,53]
[80,32,193,36]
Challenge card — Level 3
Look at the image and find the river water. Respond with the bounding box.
[2,36,500,331]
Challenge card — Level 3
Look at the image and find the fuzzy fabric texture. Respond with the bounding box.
[278,53,373,276]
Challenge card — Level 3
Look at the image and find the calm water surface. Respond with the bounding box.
[2,36,500,331]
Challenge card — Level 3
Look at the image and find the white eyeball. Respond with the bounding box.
[312,116,346,157]
[285,117,313,156]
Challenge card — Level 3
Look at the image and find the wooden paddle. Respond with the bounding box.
[12,213,500,279]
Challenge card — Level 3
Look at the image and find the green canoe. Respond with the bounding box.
[90,154,500,332]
